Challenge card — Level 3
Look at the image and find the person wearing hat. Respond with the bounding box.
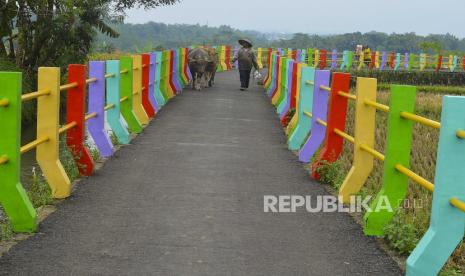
[232,38,259,91]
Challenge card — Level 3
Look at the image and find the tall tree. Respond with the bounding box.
[1,0,179,73]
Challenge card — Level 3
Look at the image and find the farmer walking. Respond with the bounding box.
[232,38,259,91]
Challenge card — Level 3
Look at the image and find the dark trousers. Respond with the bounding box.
[239,69,252,88]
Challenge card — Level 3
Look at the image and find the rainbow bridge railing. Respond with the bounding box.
[261,47,465,72]
[0,47,199,233]
[263,50,465,275]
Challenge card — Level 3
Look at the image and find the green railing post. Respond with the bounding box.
[120,56,142,133]
[364,85,416,236]
[307,48,314,66]
[0,72,37,232]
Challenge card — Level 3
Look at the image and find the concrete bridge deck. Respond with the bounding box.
[0,71,401,275]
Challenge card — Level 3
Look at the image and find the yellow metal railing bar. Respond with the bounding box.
[338,91,357,100]
[320,85,331,92]
[21,89,51,102]
[334,129,355,144]
[0,98,10,107]
[360,144,385,161]
[456,130,465,139]
[85,78,97,84]
[0,155,9,165]
[104,104,115,111]
[449,198,465,213]
[400,111,441,129]
[58,121,77,134]
[20,136,50,154]
[364,99,390,113]
[84,112,97,121]
[316,118,327,127]
[395,164,435,192]
[59,82,79,92]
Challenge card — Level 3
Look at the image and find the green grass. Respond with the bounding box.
[0,218,13,242]
[59,136,80,182]
[378,83,465,95]
[109,132,119,146]
[27,168,52,208]
[85,139,101,162]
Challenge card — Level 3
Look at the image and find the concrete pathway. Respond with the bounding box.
[0,71,401,275]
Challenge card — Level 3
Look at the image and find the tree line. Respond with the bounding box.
[94,22,465,56]
[0,0,179,74]
[94,23,270,52]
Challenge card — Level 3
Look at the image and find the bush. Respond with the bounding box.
[0,218,13,242]
[383,212,420,255]
[27,167,52,208]
[315,159,345,190]
[0,56,36,124]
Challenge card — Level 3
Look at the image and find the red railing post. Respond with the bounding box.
[389,52,395,69]
[67,64,94,176]
[168,50,178,94]
[292,49,297,60]
[370,52,376,69]
[436,55,443,72]
[184,48,192,82]
[312,72,351,179]
[141,53,155,118]
[319,49,327,69]
[225,45,232,70]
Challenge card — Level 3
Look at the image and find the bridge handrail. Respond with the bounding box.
[264,52,465,275]
[0,46,219,233]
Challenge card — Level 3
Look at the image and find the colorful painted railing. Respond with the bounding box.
[0,48,192,233]
[259,47,465,72]
[264,50,465,275]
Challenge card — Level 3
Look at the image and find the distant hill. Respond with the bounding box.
[94,22,271,52]
[93,22,465,55]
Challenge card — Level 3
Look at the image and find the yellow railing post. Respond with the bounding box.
[36,67,71,198]
[257,48,263,69]
[339,78,377,203]
[132,55,149,125]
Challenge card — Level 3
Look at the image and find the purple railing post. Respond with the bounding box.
[149,53,159,112]
[88,61,114,157]
[404,53,409,70]
[233,47,239,68]
[331,50,337,69]
[380,51,387,70]
[296,49,302,62]
[298,70,331,162]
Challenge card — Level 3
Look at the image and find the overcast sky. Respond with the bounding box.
[125,0,465,38]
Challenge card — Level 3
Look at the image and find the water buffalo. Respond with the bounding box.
[188,47,209,90]
[205,47,218,87]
